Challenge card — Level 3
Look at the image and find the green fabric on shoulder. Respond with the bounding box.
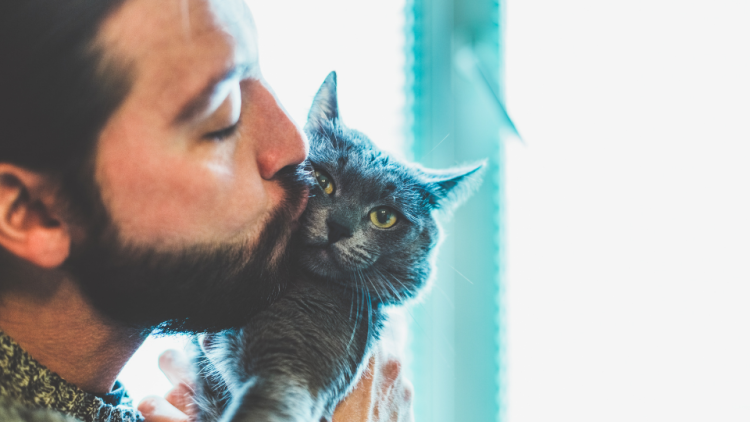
[0,331,143,422]
[0,396,81,422]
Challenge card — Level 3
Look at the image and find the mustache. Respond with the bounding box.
[276,160,316,193]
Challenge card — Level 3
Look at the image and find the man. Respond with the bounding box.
[0,0,412,421]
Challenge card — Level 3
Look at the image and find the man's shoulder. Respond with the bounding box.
[0,397,82,422]
[0,331,143,422]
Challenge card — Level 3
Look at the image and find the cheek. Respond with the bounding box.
[368,226,415,251]
[96,121,270,247]
[350,225,373,247]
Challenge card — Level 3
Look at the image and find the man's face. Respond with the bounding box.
[65,0,310,332]
[97,0,307,251]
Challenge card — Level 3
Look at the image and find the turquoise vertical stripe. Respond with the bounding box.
[405,0,507,421]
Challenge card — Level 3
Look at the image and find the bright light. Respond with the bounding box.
[506,0,750,420]
[248,0,407,158]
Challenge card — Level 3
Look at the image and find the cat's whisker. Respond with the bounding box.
[367,276,388,303]
[346,272,365,350]
[449,265,475,285]
[372,267,406,303]
[366,270,386,305]
[360,271,372,335]
[348,283,356,320]
[365,288,373,342]
[357,276,368,333]
[422,133,451,159]
[359,269,379,303]
[378,271,404,303]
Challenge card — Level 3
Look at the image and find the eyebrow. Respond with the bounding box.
[172,63,252,125]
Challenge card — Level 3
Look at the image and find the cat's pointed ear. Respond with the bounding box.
[305,71,339,133]
[418,161,486,210]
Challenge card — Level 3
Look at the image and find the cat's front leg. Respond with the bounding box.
[189,338,231,422]
[219,376,323,422]
[211,281,374,422]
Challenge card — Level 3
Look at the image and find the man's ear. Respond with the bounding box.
[0,164,71,268]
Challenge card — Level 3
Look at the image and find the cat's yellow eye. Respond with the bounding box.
[315,170,335,195]
[369,207,398,229]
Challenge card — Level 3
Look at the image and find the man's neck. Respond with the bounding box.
[0,262,147,395]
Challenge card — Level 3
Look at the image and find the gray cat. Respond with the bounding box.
[192,72,483,422]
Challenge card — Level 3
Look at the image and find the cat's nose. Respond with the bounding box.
[327,220,353,244]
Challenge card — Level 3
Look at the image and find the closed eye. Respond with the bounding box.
[203,120,240,141]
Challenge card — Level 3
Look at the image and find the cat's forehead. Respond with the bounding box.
[306,123,429,217]
[311,127,415,189]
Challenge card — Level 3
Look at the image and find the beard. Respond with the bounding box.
[62,164,311,334]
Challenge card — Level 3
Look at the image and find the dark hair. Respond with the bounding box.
[0,0,131,176]
[0,0,132,226]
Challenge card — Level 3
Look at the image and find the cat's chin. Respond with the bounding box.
[299,246,342,278]
[298,245,367,280]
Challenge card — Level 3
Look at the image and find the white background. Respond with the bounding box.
[505,0,750,420]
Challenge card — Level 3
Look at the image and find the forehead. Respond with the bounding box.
[98,0,258,123]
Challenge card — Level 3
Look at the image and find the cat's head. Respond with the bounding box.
[296,72,483,305]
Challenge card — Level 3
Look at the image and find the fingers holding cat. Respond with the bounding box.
[159,349,196,415]
[138,396,189,422]
[332,310,414,422]
[139,349,195,422]
[138,347,414,422]
[370,309,414,422]
[370,353,415,422]
[331,348,414,422]
[330,356,376,422]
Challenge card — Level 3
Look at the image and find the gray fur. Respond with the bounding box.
[192,72,483,422]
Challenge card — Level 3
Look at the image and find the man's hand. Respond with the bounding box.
[139,338,413,422]
[138,349,194,422]
[333,309,414,422]
[331,348,414,422]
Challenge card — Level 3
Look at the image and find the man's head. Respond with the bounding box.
[0,0,309,332]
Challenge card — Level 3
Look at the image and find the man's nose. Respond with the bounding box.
[251,80,308,180]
